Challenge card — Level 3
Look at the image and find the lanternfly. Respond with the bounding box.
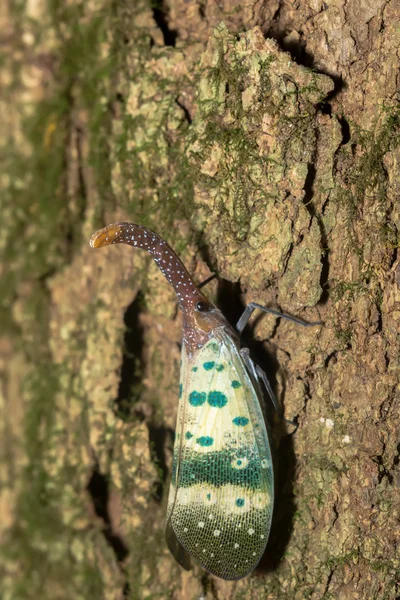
[90,222,319,580]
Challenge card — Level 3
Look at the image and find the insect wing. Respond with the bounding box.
[166,332,274,580]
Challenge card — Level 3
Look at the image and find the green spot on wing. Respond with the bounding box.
[231,380,242,388]
[196,436,214,447]
[207,391,228,408]
[189,391,206,406]
[208,342,219,353]
[233,416,249,426]
[203,361,215,371]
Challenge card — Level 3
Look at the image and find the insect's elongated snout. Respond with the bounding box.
[90,222,225,351]
[90,222,202,306]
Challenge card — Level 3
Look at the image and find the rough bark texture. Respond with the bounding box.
[1,0,399,598]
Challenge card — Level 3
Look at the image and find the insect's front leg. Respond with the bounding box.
[236,302,321,334]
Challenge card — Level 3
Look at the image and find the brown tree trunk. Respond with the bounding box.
[1,1,399,598]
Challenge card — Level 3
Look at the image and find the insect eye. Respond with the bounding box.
[196,301,209,312]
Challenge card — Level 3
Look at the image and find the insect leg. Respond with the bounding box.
[236,302,322,334]
[197,274,217,289]
[254,364,283,419]
[240,348,283,419]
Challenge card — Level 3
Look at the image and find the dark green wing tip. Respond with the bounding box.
[165,518,192,572]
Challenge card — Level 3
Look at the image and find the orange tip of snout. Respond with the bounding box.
[89,223,123,248]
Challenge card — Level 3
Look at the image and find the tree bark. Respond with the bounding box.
[1,0,399,598]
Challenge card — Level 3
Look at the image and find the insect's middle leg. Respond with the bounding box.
[240,348,283,419]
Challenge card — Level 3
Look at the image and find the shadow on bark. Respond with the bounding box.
[114,292,146,420]
[87,465,130,563]
[215,278,297,575]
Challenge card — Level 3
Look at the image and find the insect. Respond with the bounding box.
[90,222,319,580]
